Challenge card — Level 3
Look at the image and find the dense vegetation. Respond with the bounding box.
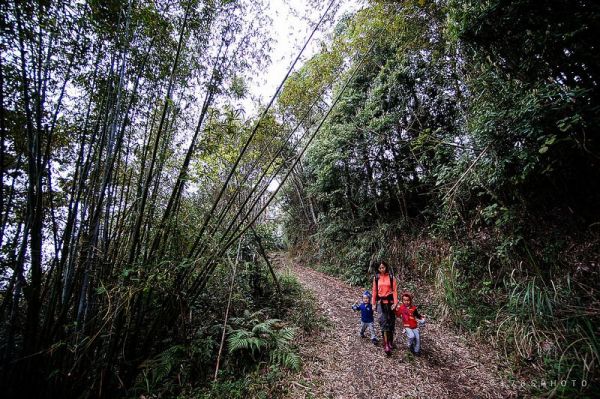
[279,0,599,397]
[0,0,326,397]
[1,0,598,397]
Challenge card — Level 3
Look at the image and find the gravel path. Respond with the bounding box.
[276,254,519,399]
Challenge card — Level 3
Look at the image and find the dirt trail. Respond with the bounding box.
[276,255,519,399]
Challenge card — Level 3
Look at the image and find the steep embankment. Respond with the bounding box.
[276,254,520,399]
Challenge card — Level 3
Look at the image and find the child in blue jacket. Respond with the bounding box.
[352,291,377,344]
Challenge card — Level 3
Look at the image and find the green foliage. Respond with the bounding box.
[183,271,318,398]
[134,332,219,397]
[196,366,288,399]
[447,0,600,221]
[495,272,600,397]
[130,262,313,397]
[274,271,328,333]
[434,257,461,322]
[198,379,248,399]
[138,345,187,393]
[281,2,600,396]
[227,314,288,357]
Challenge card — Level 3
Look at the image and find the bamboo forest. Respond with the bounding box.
[0,0,598,398]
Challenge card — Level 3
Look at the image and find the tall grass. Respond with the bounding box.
[433,253,599,396]
[434,257,461,322]
[496,275,558,364]
[495,272,599,396]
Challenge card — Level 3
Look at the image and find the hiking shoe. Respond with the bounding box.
[384,343,392,355]
[371,337,378,345]
[414,351,421,357]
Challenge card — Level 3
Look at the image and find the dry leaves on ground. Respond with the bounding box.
[275,255,521,399]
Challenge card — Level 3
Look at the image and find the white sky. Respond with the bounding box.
[244,0,364,193]
[243,0,363,114]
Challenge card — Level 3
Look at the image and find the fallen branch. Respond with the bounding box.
[292,381,310,390]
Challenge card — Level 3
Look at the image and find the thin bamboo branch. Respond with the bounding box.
[213,237,243,381]
[187,0,338,258]
[442,144,490,202]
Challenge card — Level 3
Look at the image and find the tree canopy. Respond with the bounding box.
[1,0,598,397]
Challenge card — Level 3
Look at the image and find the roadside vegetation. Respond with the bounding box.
[280,1,600,397]
[1,0,597,397]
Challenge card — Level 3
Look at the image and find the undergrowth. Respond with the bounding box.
[290,219,600,397]
[129,256,323,398]
[432,238,600,397]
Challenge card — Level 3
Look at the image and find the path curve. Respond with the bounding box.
[277,254,518,399]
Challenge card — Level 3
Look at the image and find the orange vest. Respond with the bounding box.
[396,304,418,328]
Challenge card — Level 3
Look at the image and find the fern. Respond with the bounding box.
[227,315,300,371]
[138,344,186,393]
[270,348,301,371]
[251,318,280,335]
[228,330,267,354]
[277,327,295,341]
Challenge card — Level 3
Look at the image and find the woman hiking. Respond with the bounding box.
[372,260,398,355]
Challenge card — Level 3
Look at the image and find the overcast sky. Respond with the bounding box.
[243,0,363,115]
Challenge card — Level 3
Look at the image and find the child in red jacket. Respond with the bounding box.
[395,292,426,356]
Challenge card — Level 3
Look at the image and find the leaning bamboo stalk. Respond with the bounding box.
[186,0,337,259]
[214,237,243,381]
[189,40,375,300]
[442,144,489,202]
[148,40,225,258]
[251,226,280,294]
[0,53,6,246]
[13,0,45,354]
[127,0,193,266]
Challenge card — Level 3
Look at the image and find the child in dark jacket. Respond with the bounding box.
[395,292,426,356]
[352,291,377,344]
